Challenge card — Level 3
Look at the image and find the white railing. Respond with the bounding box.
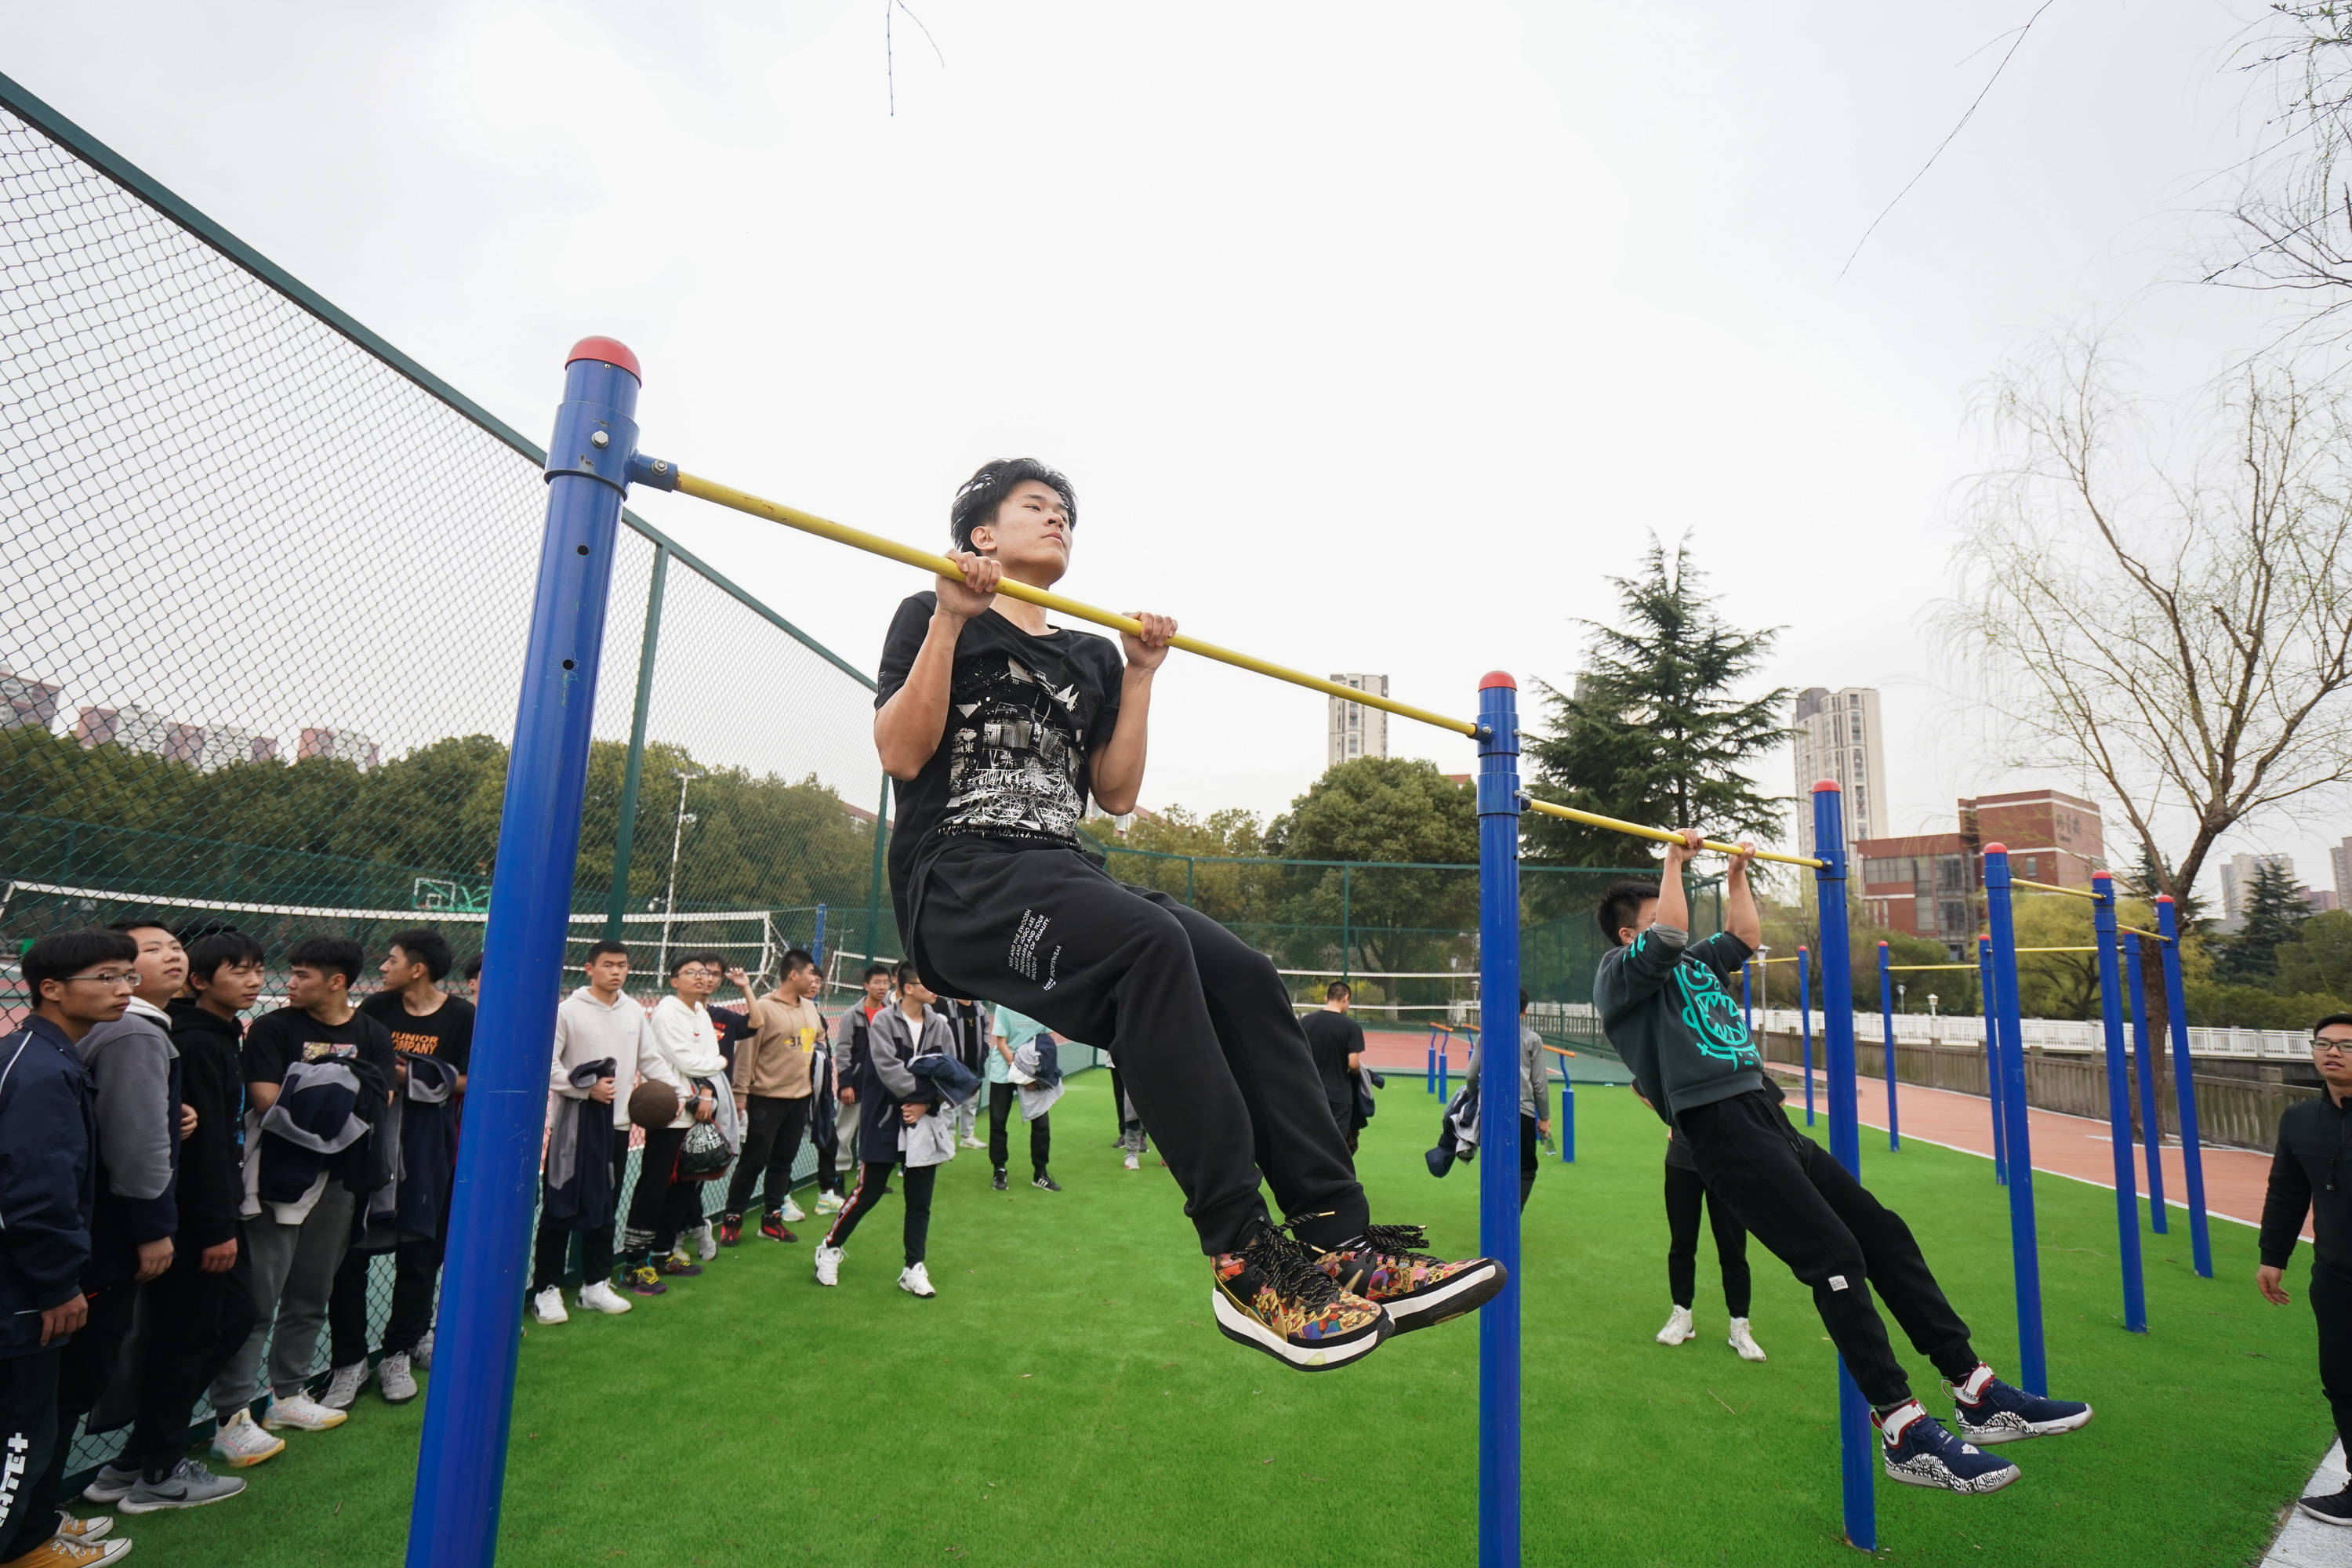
[1747,1007,2312,1062]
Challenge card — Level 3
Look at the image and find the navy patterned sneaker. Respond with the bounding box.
[1948,1363,2093,1444]
[1875,1400,2020,1494]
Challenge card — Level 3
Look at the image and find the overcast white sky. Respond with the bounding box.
[5,0,2347,898]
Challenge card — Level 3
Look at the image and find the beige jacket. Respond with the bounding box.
[734,991,822,1100]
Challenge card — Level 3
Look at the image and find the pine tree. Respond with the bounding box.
[1524,536,1791,879]
[2221,858,2310,980]
[2125,844,2208,929]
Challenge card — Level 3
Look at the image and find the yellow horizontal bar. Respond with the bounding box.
[2009,877,2098,900]
[1521,798,1824,869]
[2116,924,2162,940]
[672,470,1480,738]
[1886,963,1977,971]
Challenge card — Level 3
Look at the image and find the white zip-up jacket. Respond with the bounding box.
[550,985,649,1131]
[646,996,728,1131]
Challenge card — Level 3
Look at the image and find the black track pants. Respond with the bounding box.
[822,1160,936,1266]
[128,1247,258,1477]
[2311,1256,2352,1456]
[1680,1090,1975,1406]
[1664,1160,1752,1316]
[909,842,1367,1255]
[988,1081,1050,1178]
[725,1094,812,1217]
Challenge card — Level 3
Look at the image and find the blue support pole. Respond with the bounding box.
[1810,783,1875,1553]
[2125,931,2165,1232]
[1876,942,1900,1152]
[1741,960,1752,1033]
[1560,1071,1574,1163]
[2156,896,2212,1277]
[1979,936,2005,1185]
[405,338,640,1568]
[1428,1025,1439,1095]
[1440,1043,1450,1102]
[2089,873,2147,1333]
[1474,673,1523,1568]
[1982,845,2047,1395]
[811,902,827,969]
[1797,945,1815,1127]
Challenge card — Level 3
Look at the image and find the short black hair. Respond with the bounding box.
[23,930,138,992]
[286,935,365,985]
[666,952,703,978]
[387,927,454,982]
[781,948,818,977]
[104,917,176,939]
[1596,880,1658,946]
[1326,980,1351,1000]
[1519,989,1530,1013]
[949,458,1077,554]
[895,959,924,989]
[462,953,482,982]
[584,939,629,963]
[863,963,894,982]
[187,930,267,984]
[2314,1014,2352,1039]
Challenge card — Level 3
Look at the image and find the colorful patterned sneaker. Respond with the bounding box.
[1948,1364,2093,1444]
[760,1210,797,1243]
[1875,1401,2020,1494]
[658,1250,704,1278]
[1211,1223,1392,1372]
[814,1189,847,1214]
[718,1213,746,1247]
[619,1263,668,1298]
[780,1196,807,1224]
[2299,1483,2352,1527]
[1298,1223,1507,1334]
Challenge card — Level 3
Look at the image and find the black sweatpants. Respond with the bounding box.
[821,1160,936,1266]
[328,1234,443,1368]
[988,1081,1051,1178]
[912,842,1367,1255]
[532,1137,630,1292]
[725,1094,811,1217]
[1664,1161,1752,1316]
[622,1125,702,1262]
[1680,1089,1975,1406]
[2310,1256,2352,1456]
[0,1346,64,1562]
[1516,1113,1538,1210]
[127,1247,258,1477]
[36,1277,135,1534]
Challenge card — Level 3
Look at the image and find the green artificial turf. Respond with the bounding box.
[107,1075,2324,1566]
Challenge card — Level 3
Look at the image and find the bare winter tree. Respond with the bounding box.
[1944,331,2352,1036]
[2209,5,2352,342]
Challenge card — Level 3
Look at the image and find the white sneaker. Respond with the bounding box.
[1727,1317,1767,1363]
[897,1261,936,1298]
[412,1330,434,1370]
[578,1279,633,1315]
[814,1189,845,1214]
[1655,1305,1695,1346]
[263,1393,348,1432]
[210,1409,285,1468]
[532,1286,570,1325]
[1123,1152,1140,1171]
[780,1196,807,1224]
[379,1351,419,1403]
[959,1134,985,1149]
[814,1244,843,1287]
[694,1220,718,1261]
[321,1361,370,1410]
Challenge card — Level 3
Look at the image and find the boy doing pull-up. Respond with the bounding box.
[1594,829,2092,1494]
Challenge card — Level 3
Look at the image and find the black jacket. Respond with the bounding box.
[2261,1091,2352,1270]
[0,1018,96,1357]
[166,1000,248,1251]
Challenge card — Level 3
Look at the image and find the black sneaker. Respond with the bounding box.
[1948,1366,2092,1444]
[1033,1173,1062,1192]
[1211,1222,1392,1372]
[1301,1222,1508,1334]
[2300,1483,2352,1526]
[993,1168,1008,1191]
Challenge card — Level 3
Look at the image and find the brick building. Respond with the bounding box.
[1853,789,2105,956]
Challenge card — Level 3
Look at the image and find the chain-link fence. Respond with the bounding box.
[0,71,901,1475]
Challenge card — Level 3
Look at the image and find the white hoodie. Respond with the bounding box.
[647,995,728,1131]
[550,985,649,1131]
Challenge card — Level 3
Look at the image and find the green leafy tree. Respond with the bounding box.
[1085,805,1272,926]
[1523,537,1790,893]
[1264,758,1478,972]
[2275,909,2352,998]
[2220,858,2311,981]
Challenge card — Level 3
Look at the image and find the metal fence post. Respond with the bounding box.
[2156,895,2212,1277]
[1980,935,2005,1186]
[603,543,668,939]
[2125,931,2165,1232]
[1341,862,1352,989]
[405,338,638,1568]
[811,903,827,968]
[1474,673,1523,1568]
[1877,940,1899,1152]
[2090,873,2147,1331]
[863,777,889,964]
[1982,844,2046,1395]
[1797,944,1815,1127]
[1811,782,1874,1552]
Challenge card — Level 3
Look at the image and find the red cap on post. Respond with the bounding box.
[2092,869,2112,880]
[566,336,641,382]
[1878,940,1889,948]
[1812,779,1841,793]
[1479,671,1517,691]
[1984,841,2008,855]
[2154,894,2174,904]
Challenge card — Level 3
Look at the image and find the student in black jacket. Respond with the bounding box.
[2257,1012,2352,1526]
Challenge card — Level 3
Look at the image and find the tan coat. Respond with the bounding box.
[734,991,822,1099]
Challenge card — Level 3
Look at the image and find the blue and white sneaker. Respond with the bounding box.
[1876,1400,2021,1494]
[1949,1363,2093,1444]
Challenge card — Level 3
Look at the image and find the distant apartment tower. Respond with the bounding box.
[1327,674,1388,770]
[2218,851,2294,933]
[2332,836,2352,909]
[298,728,380,769]
[0,670,60,731]
[1857,788,2105,956]
[1791,687,1886,858]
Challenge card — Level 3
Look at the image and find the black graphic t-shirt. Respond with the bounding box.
[241,1006,397,1094]
[876,593,1125,920]
[358,990,475,1073]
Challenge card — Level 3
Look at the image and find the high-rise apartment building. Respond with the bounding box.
[1791,687,1886,858]
[2332,836,2352,910]
[1327,673,1388,771]
[2218,851,2294,932]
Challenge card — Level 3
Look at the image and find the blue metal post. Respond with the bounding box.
[1797,946,1815,1127]
[1560,1071,1574,1163]
[1876,942,1899,1152]
[2125,931,2165,1232]
[1474,674,1523,1568]
[1741,960,1752,1033]
[1978,936,2005,1185]
[1428,1025,1439,1095]
[1982,845,2046,1395]
[1440,1043,1450,1102]
[811,902,827,969]
[1811,783,1874,1553]
[2156,896,2212,1277]
[405,338,640,1568]
[2090,873,2147,1332]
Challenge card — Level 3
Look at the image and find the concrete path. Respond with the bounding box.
[2265,1443,2352,1566]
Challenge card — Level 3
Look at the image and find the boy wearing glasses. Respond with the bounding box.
[2258,1013,2352,1526]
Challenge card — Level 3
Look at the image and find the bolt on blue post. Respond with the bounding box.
[1810,782,1875,1552]
[2125,932,2165,1232]
[2089,873,2147,1332]
[1982,845,2047,1395]
[1475,673,1523,1568]
[405,338,640,1568]
[1978,936,2005,1185]
[2156,896,2212,1277]
[1797,945,1815,1127]
[1876,942,1900,1152]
